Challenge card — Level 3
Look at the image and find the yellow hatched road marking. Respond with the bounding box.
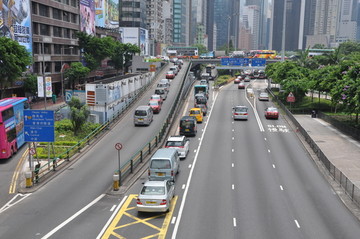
[101,194,178,239]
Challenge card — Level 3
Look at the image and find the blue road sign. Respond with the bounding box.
[221,58,250,66]
[251,58,266,66]
[24,110,55,142]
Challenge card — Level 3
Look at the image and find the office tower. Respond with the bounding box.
[336,0,357,43]
[173,0,187,45]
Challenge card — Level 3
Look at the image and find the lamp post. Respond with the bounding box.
[61,46,73,100]
[227,13,239,55]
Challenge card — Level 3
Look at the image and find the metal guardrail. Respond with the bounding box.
[268,90,360,206]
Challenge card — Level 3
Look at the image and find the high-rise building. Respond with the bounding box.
[206,0,215,50]
[120,0,147,28]
[173,0,187,45]
[163,0,174,47]
[271,0,303,51]
[146,0,164,55]
[336,0,358,43]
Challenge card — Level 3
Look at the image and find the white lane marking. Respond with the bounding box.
[198,138,201,141]
[188,164,192,168]
[172,90,219,239]
[171,217,177,224]
[233,218,237,227]
[232,121,234,124]
[294,220,300,228]
[272,164,276,168]
[264,137,267,141]
[96,196,127,239]
[232,129,235,132]
[232,163,234,168]
[202,129,204,131]
[42,194,106,239]
[232,184,235,190]
[182,184,186,190]
[280,185,284,191]
[245,88,265,132]
[0,193,32,214]
[194,149,197,153]
[268,149,271,153]
[232,149,234,152]
[232,137,234,140]
[110,205,116,212]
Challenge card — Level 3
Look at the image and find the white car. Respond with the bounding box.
[165,135,190,159]
[136,180,175,213]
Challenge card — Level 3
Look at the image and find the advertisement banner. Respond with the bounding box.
[80,0,96,35]
[95,0,119,29]
[37,76,44,97]
[45,77,52,97]
[120,27,139,45]
[0,0,33,55]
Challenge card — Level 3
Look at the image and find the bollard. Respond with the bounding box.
[113,174,120,191]
[25,171,33,188]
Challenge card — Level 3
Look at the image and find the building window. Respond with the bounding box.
[54,45,61,54]
[53,27,62,37]
[39,4,49,17]
[40,24,50,36]
[71,13,77,23]
[64,0,69,5]
[55,62,61,72]
[53,9,62,20]
[32,2,38,15]
[71,0,77,7]
[63,12,70,22]
[64,28,71,38]
[32,22,39,35]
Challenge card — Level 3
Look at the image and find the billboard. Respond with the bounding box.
[120,27,149,56]
[0,0,32,55]
[80,0,96,35]
[95,0,119,29]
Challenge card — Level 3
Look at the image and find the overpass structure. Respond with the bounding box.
[190,58,280,70]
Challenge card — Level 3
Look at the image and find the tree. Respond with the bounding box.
[76,32,115,71]
[68,97,90,136]
[123,43,140,73]
[64,62,90,89]
[110,41,125,74]
[192,44,207,54]
[23,74,38,96]
[312,44,325,49]
[0,37,32,98]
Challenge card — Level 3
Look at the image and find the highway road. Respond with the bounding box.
[1,68,360,239]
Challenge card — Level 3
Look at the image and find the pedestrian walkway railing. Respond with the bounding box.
[268,89,360,207]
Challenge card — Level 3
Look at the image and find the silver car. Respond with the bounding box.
[136,180,175,213]
[259,92,269,101]
[232,106,249,120]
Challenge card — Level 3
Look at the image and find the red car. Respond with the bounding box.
[166,71,175,79]
[148,100,162,113]
[234,77,241,84]
[150,94,163,105]
[265,107,279,119]
[238,82,245,89]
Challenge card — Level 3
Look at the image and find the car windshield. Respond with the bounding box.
[190,110,201,114]
[155,90,164,94]
[140,186,165,195]
[150,159,171,169]
[260,93,268,97]
[151,95,160,99]
[180,120,194,128]
[235,107,247,113]
[135,110,147,116]
[267,108,278,112]
[166,141,184,147]
[149,101,158,106]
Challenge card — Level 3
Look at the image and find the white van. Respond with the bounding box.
[169,66,178,75]
[134,105,153,126]
[154,88,168,100]
[148,148,180,182]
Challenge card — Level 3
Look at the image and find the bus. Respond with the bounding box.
[0,97,29,159]
[308,48,335,57]
[166,46,199,59]
[249,50,277,59]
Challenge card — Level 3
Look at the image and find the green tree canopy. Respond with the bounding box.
[68,97,90,136]
[0,37,32,97]
[64,62,90,89]
[192,44,207,55]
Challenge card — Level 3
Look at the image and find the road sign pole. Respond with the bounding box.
[118,149,121,186]
[28,143,32,170]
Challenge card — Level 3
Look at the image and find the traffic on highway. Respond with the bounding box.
[1,61,360,239]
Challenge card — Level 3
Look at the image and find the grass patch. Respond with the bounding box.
[214,75,234,86]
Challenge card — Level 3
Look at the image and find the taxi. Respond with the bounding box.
[189,108,203,123]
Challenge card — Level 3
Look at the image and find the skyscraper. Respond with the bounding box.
[336,0,358,43]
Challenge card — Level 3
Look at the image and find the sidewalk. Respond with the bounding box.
[294,115,360,187]
[30,96,66,111]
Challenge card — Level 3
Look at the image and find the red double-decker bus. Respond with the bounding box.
[0,97,29,159]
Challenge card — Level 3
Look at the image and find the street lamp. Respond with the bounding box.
[227,13,239,55]
[61,46,73,100]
